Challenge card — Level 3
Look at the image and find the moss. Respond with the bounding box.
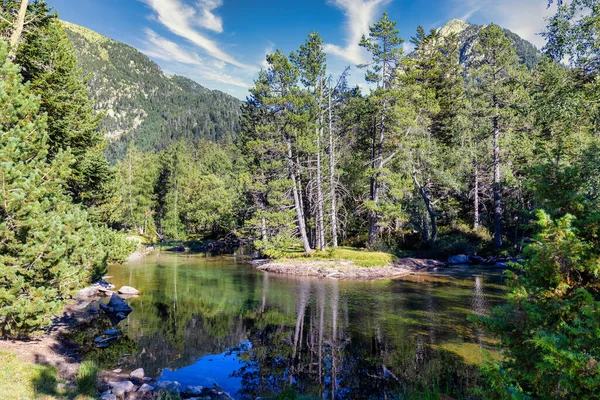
[277,246,396,268]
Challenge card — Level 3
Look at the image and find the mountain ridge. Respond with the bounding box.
[62,21,242,162]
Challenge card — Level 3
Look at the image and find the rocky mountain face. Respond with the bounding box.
[62,21,242,162]
[438,19,542,69]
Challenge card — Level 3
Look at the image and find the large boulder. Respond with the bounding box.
[107,294,132,314]
[118,286,139,295]
[447,254,472,265]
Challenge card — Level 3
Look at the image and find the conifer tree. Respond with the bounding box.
[0,42,108,337]
[469,24,524,248]
[359,12,404,248]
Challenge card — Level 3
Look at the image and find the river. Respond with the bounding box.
[95,251,506,399]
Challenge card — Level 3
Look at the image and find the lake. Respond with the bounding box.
[98,251,506,399]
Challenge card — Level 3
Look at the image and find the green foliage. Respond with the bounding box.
[75,361,99,396]
[61,22,242,162]
[477,212,600,398]
[0,41,113,337]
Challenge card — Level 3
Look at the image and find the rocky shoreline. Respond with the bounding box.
[254,257,446,280]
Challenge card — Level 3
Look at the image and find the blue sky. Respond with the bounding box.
[46,0,555,99]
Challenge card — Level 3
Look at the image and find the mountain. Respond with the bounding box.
[62,21,242,162]
[438,19,542,69]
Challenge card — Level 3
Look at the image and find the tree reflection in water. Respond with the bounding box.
[105,254,504,399]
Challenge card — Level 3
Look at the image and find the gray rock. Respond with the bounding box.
[138,383,154,392]
[154,380,181,393]
[118,286,140,295]
[130,367,145,381]
[448,254,472,265]
[87,307,100,313]
[108,380,135,396]
[182,385,204,397]
[469,255,486,264]
[107,293,132,314]
[99,303,114,313]
[77,287,98,299]
[112,369,122,373]
[104,329,121,336]
[101,393,117,400]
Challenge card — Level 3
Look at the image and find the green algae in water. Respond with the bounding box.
[99,253,506,399]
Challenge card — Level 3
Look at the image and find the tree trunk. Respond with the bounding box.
[9,0,28,60]
[315,84,325,251]
[413,169,437,243]
[368,101,386,248]
[328,88,338,248]
[492,114,502,247]
[474,163,480,230]
[286,134,312,252]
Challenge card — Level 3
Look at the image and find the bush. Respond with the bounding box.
[475,211,600,398]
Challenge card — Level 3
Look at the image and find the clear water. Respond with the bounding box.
[100,251,506,399]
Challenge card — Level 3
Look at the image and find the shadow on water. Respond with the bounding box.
[96,252,506,399]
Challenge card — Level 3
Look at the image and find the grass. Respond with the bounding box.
[277,246,397,268]
[0,350,97,400]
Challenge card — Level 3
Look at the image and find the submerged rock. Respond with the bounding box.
[447,254,471,265]
[154,380,181,393]
[182,385,204,397]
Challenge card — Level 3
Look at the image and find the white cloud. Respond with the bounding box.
[450,0,554,48]
[197,0,224,33]
[140,0,253,69]
[260,41,274,69]
[324,0,391,65]
[402,41,414,55]
[140,29,251,88]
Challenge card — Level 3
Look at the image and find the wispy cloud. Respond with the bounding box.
[140,29,250,88]
[140,0,252,69]
[260,41,274,69]
[324,0,391,65]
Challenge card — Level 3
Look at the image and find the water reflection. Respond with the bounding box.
[105,254,505,399]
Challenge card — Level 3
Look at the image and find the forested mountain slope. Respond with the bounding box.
[62,21,242,162]
[439,19,541,68]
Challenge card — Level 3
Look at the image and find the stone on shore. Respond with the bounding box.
[101,393,117,400]
[108,380,135,396]
[118,286,139,295]
[107,293,133,314]
[448,254,471,265]
[130,367,145,381]
[138,383,154,392]
[154,380,181,393]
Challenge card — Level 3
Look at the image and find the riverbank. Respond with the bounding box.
[255,257,446,280]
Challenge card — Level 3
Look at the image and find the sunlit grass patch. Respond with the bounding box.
[278,246,396,267]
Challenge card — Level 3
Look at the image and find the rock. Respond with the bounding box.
[115,312,127,320]
[138,383,154,392]
[118,286,140,295]
[130,367,145,381]
[143,376,153,382]
[93,278,115,289]
[99,303,114,313]
[468,255,486,264]
[169,245,186,252]
[101,393,117,400]
[108,380,135,396]
[154,380,181,393]
[107,293,133,314]
[447,254,472,265]
[104,329,121,336]
[182,385,204,397]
[493,262,509,269]
[112,369,122,373]
[77,287,99,299]
[87,307,100,313]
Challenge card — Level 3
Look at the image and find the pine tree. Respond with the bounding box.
[0,42,108,337]
[359,12,404,248]
[15,19,113,215]
[469,24,524,248]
